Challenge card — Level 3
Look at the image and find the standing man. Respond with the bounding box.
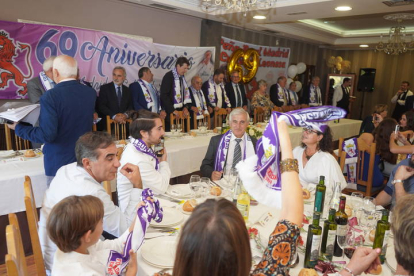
[189,75,213,126]
[27,56,56,104]
[202,68,232,114]
[270,76,292,107]
[96,66,133,128]
[391,81,413,120]
[225,70,248,111]
[303,76,323,106]
[333,77,352,115]
[8,55,96,186]
[200,108,257,181]
[129,67,166,120]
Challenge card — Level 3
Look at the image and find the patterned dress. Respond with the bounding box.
[252,220,300,276]
[251,91,275,111]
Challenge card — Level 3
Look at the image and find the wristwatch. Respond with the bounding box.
[392,179,403,185]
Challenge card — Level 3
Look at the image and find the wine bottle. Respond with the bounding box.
[334,196,348,257]
[236,185,250,222]
[321,208,337,261]
[314,176,326,215]
[221,118,227,134]
[373,209,391,264]
[304,212,322,268]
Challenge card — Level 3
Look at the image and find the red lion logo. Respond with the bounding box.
[0,30,33,96]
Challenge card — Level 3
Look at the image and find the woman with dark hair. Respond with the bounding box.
[399,110,414,132]
[293,126,347,191]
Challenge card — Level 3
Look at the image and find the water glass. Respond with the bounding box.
[200,177,211,197]
[223,167,237,192]
[350,192,363,220]
[189,175,202,198]
[198,121,203,131]
[177,123,182,133]
[361,196,376,232]
[203,121,208,129]
[171,124,176,134]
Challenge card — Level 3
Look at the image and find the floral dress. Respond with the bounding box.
[252,220,300,276]
[251,91,275,111]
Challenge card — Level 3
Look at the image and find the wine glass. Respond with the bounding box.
[223,167,237,191]
[189,175,201,198]
[203,121,208,131]
[177,123,182,134]
[200,177,211,197]
[337,227,348,260]
[198,121,203,131]
[344,226,363,259]
[350,192,363,220]
[171,124,176,135]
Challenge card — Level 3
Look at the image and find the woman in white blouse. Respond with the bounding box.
[293,126,347,191]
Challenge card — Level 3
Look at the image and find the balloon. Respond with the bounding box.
[227,48,260,83]
[287,78,293,86]
[297,62,307,74]
[287,65,298,78]
[227,49,244,81]
[294,81,302,93]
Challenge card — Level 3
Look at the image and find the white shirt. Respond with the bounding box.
[391,89,413,106]
[52,230,130,276]
[39,162,136,270]
[117,143,171,224]
[224,133,255,172]
[216,83,223,108]
[293,146,347,191]
[332,85,347,106]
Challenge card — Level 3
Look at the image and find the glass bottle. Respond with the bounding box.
[304,212,322,268]
[314,175,326,215]
[321,208,337,261]
[373,209,391,264]
[236,185,250,222]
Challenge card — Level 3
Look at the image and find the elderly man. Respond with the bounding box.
[38,131,142,271]
[27,56,56,104]
[225,70,247,110]
[189,75,212,126]
[333,77,353,115]
[303,76,322,106]
[202,68,232,114]
[129,67,166,120]
[270,76,292,107]
[97,66,133,128]
[200,108,257,180]
[9,55,96,186]
[391,81,413,120]
[288,82,300,106]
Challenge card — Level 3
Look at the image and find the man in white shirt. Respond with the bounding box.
[333,77,352,115]
[39,131,142,271]
[200,108,257,180]
[117,110,171,223]
[391,81,413,120]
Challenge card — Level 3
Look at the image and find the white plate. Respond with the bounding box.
[164,132,183,138]
[177,203,193,215]
[386,240,397,273]
[141,236,177,268]
[166,184,193,199]
[150,207,183,228]
[0,150,16,158]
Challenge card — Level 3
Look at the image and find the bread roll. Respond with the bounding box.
[369,264,382,275]
[302,189,311,199]
[345,204,353,217]
[210,186,222,196]
[369,229,376,242]
[298,268,318,276]
[24,149,36,157]
[183,199,197,212]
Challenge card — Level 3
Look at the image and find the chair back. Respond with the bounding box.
[170,111,190,133]
[272,106,283,112]
[106,115,132,140]
[300,104,309,109]
[355,138,376,196]
[193,113,211,130]
[24,176,46,276]
[281,105,294,112]
[214,108,228,128]
[253,107,264,124]
[5,124,31,150]
[6,213,29,276]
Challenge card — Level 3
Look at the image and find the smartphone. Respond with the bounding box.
[154,138,164,157]
[395,125,400,134]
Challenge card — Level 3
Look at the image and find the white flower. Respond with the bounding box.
[249,129,255,136]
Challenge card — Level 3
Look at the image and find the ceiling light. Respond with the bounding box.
[335,6,352,11]
[359,44,369,48]
[253,15,266,19]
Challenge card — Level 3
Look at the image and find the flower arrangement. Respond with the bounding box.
[246,126,263,139]
[326,56,351,73]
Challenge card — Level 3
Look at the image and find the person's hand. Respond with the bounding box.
[157,148,167,162]
[208,106,213,114]
[390,132,397,142]
[394,165,414,182]
[226,108,232,114]
[341,247,381,276]
[93,112,98,121]
[397,89,403,95]
[397,132,409,145]
[211,171,222,181]
[242,105,248,111]
[214,106,220,112]
[7,122,18,130]
[114,113,127,123]
[191,106,199,113]
[159,110,167,120]
[125,249,138,276]
[120,163,142,189]
[183,107,189,118]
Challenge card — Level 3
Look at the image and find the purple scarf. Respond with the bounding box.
[131,138,159,170]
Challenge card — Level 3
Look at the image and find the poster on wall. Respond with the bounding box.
[219,36,290,98]
[0,20,215,99]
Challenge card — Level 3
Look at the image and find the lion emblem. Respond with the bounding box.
[0,30,33,97]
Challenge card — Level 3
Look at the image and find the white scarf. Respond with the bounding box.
[39,71,53,91]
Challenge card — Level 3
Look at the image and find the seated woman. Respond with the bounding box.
[170,121,380,276]
[293,126,347,191]
[399,110,414,142]
[359,104,388,135]
[251,79,274,112]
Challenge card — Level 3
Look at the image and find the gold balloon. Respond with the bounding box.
[227,48,259,83]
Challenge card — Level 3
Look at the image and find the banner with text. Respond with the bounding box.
[0,20,215,99]
[219,36,290,97]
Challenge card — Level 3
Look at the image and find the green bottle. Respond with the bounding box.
[373,209,391,264]
[314,176,326,215]
[304,212,322,268]
[321,208,337,261]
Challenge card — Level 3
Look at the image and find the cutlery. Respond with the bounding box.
[210,180,224,190]
[157,194,183,203]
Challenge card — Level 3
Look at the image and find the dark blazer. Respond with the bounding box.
[200,134,257,178]
[27,76,46,104]
[129,81,162,111]
[270,83,282,107]
[15,80,96,176]
[201,80,231,109]
[189,86,213,110]
[405,95,414,112]
[225,82,247,108]
[97,82,133,118]
[160,71,191,114]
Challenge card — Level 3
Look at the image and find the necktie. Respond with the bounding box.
[117,86,122,107]
[232,138,242,168]
[236,85,241,107]
[197,90,205,109]
[314,86,319,104]
[179,77,185,99]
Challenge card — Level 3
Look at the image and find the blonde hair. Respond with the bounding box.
[373,104,388,114]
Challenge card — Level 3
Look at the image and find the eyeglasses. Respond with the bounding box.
[302,128,321,135]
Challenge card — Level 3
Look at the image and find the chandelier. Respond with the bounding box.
[376,13,414,55]
[201,0,276,15]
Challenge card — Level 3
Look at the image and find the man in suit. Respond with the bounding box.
[201,68,232,114]
[189,75,213,128]
[302,76,323,106]
[270,76,292,107]
[333,77,352,115]
[392,81,413,120]
[27,56,56,104]
[129,67,166,120]
[160,57,192,131]
[200,108,257,180]
[225,70,248,111]
[8,55,96,186]
[96,66,133,129]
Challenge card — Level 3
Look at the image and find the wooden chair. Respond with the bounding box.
[23,176,46,276]
[272,106,283,112]
[6,213,28,276]
[253,107,265,124]
[106,115,132,140]
[170,111,190,133]
[300,104,309,109]
[193,113,211,130]
[333,151,347,173]
[214,108,228,128]
[4,124,31,150]
[281,105,294,112]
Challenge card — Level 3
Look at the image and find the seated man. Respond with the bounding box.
[374,154,414,208]
[117,110,171,223]
[200,108,257,181]
[39,131,142,271]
